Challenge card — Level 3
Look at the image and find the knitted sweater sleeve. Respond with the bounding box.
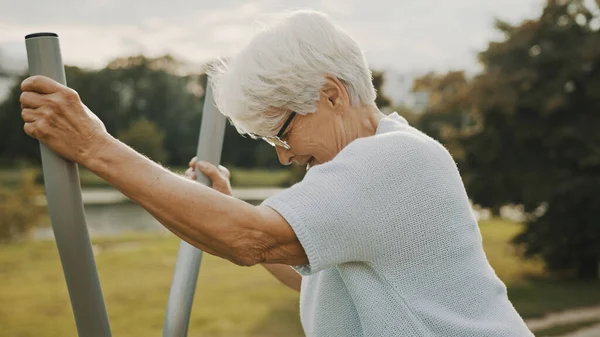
[262,130,448,275]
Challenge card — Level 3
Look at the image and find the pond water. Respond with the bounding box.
[34,197,267,239]
[34,201,169,239]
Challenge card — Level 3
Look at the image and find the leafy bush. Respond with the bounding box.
[0,169,48,243]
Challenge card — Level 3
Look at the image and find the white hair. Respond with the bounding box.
[207,9,377,136]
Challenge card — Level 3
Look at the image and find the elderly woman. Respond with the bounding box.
[20,10,532,337]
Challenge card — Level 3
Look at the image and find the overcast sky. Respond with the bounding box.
[0,0,548,74]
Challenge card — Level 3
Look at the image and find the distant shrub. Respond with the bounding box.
[0,169,48,243]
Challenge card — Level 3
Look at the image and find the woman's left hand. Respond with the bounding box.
[20,75,109,164]
[185,156,233,196]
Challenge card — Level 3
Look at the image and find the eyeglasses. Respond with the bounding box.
[250,111,296,150]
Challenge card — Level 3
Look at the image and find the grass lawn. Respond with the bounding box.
[0,234,303,337]
[480,219,600,318]
[1,219,599,336]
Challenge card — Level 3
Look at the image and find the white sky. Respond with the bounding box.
[0,0,548,74]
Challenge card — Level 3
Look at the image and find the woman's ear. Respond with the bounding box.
[321,80,339,107]
[320,89,336,109]
[320,76,348,114]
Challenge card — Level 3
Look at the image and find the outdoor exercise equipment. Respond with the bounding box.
[25,32,112,337]
[162,76,227,337]
[25,33,227,337]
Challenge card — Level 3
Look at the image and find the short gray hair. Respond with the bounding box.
[208,9,376,136]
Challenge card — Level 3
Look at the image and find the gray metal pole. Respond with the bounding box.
[162,80,227,337]
[25,32,112,337]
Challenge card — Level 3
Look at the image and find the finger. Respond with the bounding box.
[21,75,64,95]
[218,165,230,179]
[21,108,43,123]
[188,156,197,168]
[184,167,196,180]
[20,91,46,109]
[196,161,221,181]
[23,122,37,138]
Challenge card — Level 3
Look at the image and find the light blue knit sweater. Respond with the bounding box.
[262,112,533,337]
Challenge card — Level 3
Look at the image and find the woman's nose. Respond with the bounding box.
[275,146,294,166]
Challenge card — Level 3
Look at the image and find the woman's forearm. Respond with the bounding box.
[83,135,266,265]
[262,264,302,292]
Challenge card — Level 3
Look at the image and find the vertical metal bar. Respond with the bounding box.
[25,33,112,337]
[162,79,227,337]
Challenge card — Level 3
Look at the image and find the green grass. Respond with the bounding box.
[480,219,600,319]
[0,166,109,188]
[0,234,302,337]
[228,168,291,187]
[169,166,292,187]
[1,220,599,336]
[0,167,292,189]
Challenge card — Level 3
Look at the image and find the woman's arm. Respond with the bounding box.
[19,75,308,267]
[262,264,302,292]
[86,136,308,266]
[184,159,301,292]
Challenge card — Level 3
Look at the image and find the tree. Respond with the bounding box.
[96,55,205,165]
[118,118,168,163]
[0,73,39,166]
[0,57,206,167]
[455,0,600,279]
[411,71,473,142]
[0,49,8,77]
[372,70,392,109]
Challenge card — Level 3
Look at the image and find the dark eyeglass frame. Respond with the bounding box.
[250,111,296,150]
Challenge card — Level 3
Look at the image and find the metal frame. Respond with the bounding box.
[26,32,227,337]
[162,80,227,336]
[25,33,112,337]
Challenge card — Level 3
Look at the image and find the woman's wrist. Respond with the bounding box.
[80,132,120,176]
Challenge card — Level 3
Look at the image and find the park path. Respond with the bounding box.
[524,305,600,336]
[560,323,600,337]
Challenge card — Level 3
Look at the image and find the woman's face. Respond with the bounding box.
[274,77,351,170]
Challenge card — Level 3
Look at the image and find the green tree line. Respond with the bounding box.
[0,56,391,169]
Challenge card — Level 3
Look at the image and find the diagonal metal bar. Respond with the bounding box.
[162,79,227,337]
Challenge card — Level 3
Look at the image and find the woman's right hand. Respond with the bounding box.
[185,156,233,197]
